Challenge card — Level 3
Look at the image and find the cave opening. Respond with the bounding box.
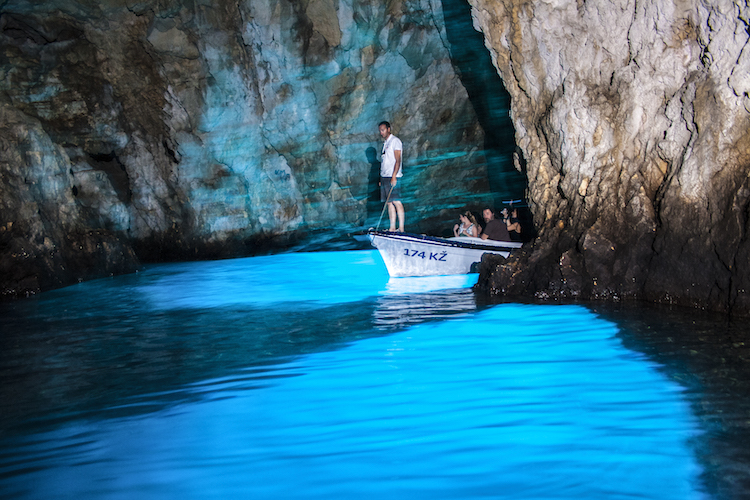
[441,0,529,216]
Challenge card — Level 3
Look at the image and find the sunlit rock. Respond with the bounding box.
[0,1,517,297]
[470,0,750,315]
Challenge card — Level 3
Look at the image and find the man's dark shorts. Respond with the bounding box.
[380,177,401,202]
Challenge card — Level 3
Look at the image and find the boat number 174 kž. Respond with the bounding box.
[403,249,448,261]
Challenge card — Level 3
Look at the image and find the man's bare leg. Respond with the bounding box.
[388,202,397,231]
[394,200,405,232]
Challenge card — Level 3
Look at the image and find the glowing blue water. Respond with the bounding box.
[0,251,707,498]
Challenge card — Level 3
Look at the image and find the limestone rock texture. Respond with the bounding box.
[471,0,750,315]
[1,0,506,297]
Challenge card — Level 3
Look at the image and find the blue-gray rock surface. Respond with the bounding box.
[1,0,514,297]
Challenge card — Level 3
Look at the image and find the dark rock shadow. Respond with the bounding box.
[590,302,750,500]
[441,0,528,208]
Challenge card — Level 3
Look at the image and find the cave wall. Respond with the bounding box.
[471,0,750,315]
[1,0,515,297]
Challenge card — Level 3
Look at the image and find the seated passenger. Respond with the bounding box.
[505,208,522,242]
[453,211,479,237]
[480,207,511,241]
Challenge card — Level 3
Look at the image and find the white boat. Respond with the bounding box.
[367,230,522,277]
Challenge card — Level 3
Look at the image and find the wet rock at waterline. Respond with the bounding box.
[0,0,516,297]
[470,0,750,315]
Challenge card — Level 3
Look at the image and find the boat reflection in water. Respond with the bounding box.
[373,275,480,329]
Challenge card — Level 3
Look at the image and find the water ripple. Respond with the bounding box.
[1,304,705,499]
[2,252,741,499]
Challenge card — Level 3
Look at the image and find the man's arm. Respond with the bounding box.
[391,149,402,186]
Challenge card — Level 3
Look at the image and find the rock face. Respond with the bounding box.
[471,0,750,315]
[6,0,746,316]
[1,0,521,298]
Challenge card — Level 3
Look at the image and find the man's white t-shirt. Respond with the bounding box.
[380,134,403,177]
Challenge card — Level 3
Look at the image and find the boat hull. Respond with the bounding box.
[368,231,521,277]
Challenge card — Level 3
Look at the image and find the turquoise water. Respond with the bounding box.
[1,250,742,498]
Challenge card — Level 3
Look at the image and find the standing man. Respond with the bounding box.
[480,207,511,241]
[379,121,405,232]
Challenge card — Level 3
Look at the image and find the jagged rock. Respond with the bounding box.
[0,102,140,297]
[0,0,519,296]
[470,0,750,315]
[9,0,745,316]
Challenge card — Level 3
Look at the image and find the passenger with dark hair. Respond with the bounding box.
[480,207,511,242]
[502,207,523,242]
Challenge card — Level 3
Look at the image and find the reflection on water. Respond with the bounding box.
[0,250,748,498]
[373,287,478,329]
